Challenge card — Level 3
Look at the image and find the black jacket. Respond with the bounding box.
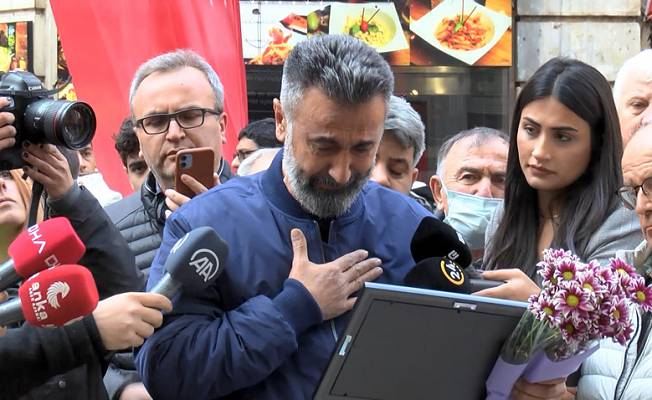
[17,184,143,400]
[0,315,108,399]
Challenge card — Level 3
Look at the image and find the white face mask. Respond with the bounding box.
[442,186,503,251]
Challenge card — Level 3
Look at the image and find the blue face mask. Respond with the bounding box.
[442,187,503,251]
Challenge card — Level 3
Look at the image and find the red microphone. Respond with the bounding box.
[0,217,86,290]
[0,264,99,327]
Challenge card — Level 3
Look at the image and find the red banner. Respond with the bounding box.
[50,0,248,195]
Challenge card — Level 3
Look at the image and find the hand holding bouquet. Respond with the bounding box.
[486,249,652,399]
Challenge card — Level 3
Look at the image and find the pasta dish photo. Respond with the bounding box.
[435,11,494,51]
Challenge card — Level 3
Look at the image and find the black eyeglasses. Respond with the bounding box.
[617,177,652,210]
[135,108,220,135]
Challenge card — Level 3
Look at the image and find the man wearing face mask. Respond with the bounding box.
[429,127,508,260]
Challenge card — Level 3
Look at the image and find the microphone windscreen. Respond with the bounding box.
[410,217,472,268]
[18,264,99,327]
[9,217,86,278]
[165,226,229,291]
[404,257,471,294]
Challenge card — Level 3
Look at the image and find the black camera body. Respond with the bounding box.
[0,71,96,170]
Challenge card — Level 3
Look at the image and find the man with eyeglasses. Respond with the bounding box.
[103,49,231,400]
[232,117,282,173]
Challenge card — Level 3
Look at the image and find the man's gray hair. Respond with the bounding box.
[436,127,508,177]
[613,49,652,105]
[384,96,425,167]
[129,49,224,115]
[279,35,394,122]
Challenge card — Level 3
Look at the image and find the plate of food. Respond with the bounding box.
[329,2,409,53]
[410,0,511,65]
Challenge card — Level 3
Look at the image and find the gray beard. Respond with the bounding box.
[282,133,370,219]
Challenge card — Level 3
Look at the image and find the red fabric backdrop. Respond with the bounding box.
[50,0,248,195]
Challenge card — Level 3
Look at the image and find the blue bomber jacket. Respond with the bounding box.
[136,151,442,400]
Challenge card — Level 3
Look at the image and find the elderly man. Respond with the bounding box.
[614,49,652,146]
[370,95,432,210]
[135,35,464,400]
[428,127,508,257]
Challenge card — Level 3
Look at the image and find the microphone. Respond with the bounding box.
[410,217,472,268]
[150,226,229,298]
[404,257,503,294]
[0,264,99,327]
[0,217,86,290]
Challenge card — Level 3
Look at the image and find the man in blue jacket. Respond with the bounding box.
[136,35,461,399]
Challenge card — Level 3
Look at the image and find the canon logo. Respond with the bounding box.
[190,248,220,283]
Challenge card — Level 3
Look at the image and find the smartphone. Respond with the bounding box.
[174,147,215,198]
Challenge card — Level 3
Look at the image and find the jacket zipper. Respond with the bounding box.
[614,311,642,400]
[312,220,339,343]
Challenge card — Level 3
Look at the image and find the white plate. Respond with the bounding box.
[328,2,409,53]
[410,0,511,65]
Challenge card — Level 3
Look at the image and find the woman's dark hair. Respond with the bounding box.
[484,57,623,278]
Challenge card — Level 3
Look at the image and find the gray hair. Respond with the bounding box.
[129,49,224,115]
[384,95,425,167]
[279,35,394,122]
[436,127,508,177]
[237,147,280,176]
[613,49,652,105]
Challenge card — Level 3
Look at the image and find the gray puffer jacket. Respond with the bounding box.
[576,241,652,400]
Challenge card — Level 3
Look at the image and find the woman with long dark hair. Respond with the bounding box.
[480,57,642,302]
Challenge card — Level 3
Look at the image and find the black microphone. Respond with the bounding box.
[150,226,229,298]
[410,217,472,268]
[404,257,503,294]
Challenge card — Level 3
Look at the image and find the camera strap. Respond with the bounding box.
[28,181,44,227]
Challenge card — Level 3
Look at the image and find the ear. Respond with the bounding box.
[429,175,447,213]
[411,168,418,185]
[218,112,228,144]
[273,98,286,143]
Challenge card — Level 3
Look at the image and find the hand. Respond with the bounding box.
[0,98,17,151]
[21,142,74,200]
[119,382,153,400]
[288,228,383,320]
[511,377,571,400]
[164,173,219,218]
[473,269,540,302]
[0,291,7,337]
[92,292,173,351]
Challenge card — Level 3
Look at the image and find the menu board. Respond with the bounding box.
[0,22,31,72]
[240,0,512,67]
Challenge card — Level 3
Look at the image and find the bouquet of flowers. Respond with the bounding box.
[486,249,652,400]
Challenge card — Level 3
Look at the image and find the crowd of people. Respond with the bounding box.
[0,32,650,400]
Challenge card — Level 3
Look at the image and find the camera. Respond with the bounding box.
[0,70,96,170]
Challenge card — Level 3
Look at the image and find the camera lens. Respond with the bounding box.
[25,99,96,149]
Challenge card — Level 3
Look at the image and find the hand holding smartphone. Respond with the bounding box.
[174,147,216,198]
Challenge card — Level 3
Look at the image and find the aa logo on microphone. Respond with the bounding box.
[189,249,220,283]
[46,281,70,309]
[439,259,465,286]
